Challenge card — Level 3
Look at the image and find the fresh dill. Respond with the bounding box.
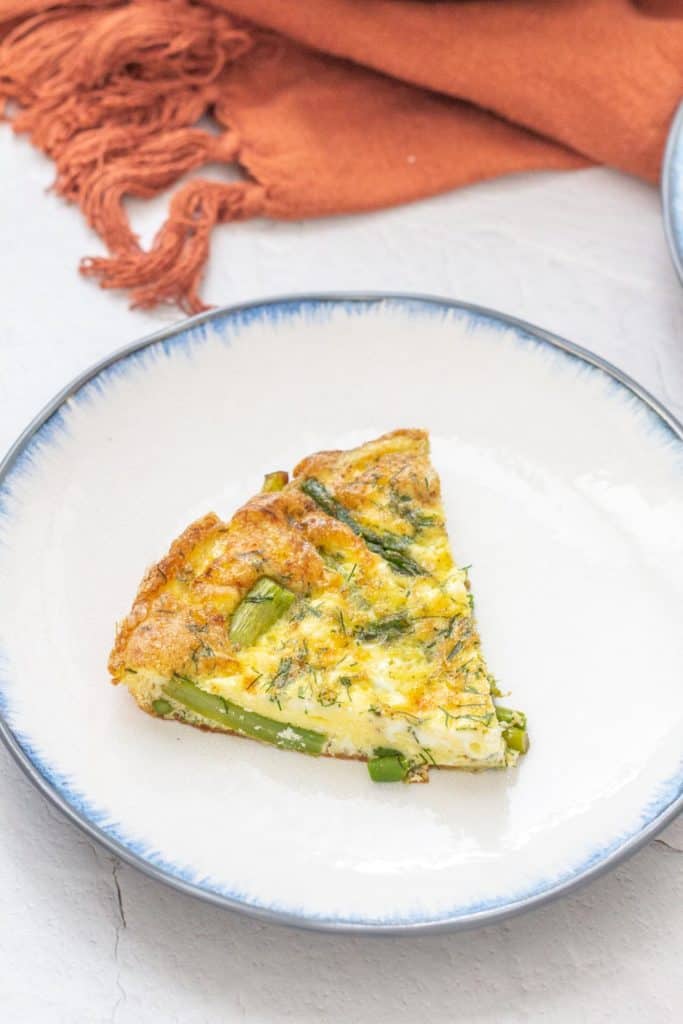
[406,728,437,766]
[456,712,494,727]
[319,549,344,571]
[317,690,338,708]
[447,639,464,661]
[395,710,423,724]
[190,641,215,666]
[339,677,353,701]
[439,705,457,727]
[265,657,293,694]
[291,601,323,621]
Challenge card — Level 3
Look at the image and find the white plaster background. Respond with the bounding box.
[0,128,681,1022]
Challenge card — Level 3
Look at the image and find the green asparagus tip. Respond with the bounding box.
[495,705,527,729]
[302,477,425,577]
[152,698,172,716]
[503,726,529,754]
[262,471,288,493]
[229,577,295,647]
[367,751,411,782]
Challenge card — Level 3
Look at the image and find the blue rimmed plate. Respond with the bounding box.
[662,99,683,285]
[0,295,681,933]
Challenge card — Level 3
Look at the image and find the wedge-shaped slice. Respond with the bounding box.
[109,429,527,781]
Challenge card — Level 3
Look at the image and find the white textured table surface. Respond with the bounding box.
[1,129,682,1023]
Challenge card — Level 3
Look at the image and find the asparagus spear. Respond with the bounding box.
[163,675,327,754]
[495,706,527,729]
[229,577,295,647]
[502,725,529,754]
[365,541,425,577]
[301,477,361,533]
[355,616,411,643]
[367,752,410,782]
[494,706,529,753]
[152,698,172,716]
[301,478,424,576]
[262,470,288,493]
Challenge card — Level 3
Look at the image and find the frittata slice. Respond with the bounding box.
[109,429,527,781]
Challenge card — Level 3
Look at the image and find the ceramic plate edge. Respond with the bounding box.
[0,292,681,935]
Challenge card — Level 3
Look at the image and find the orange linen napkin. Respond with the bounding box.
[1,0,682,312]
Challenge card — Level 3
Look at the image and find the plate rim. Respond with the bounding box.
[1,292,681,935]
[661,98,683,287]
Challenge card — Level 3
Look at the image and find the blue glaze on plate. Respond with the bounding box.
[662,100,683,287]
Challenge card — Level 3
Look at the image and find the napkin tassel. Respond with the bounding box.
[0,0,264,311]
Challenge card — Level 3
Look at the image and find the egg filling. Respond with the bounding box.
[110,430,527,781]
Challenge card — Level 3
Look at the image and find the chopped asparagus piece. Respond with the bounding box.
[229,577,295,647]
[301,478,425,576]
[163,676,327,754]
[355,616,411,644]
[503,726,529,754]
[301,477,361,533]
[222,700,326,754]
[164,676,230,725]
[262,470,288,493]
[367,753,410,782]
[152,698,172,716]
[391,495,437,531]
[495,706,527,729]
[366,542,425,577]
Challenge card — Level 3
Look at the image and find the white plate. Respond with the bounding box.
[0,295,681,934]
